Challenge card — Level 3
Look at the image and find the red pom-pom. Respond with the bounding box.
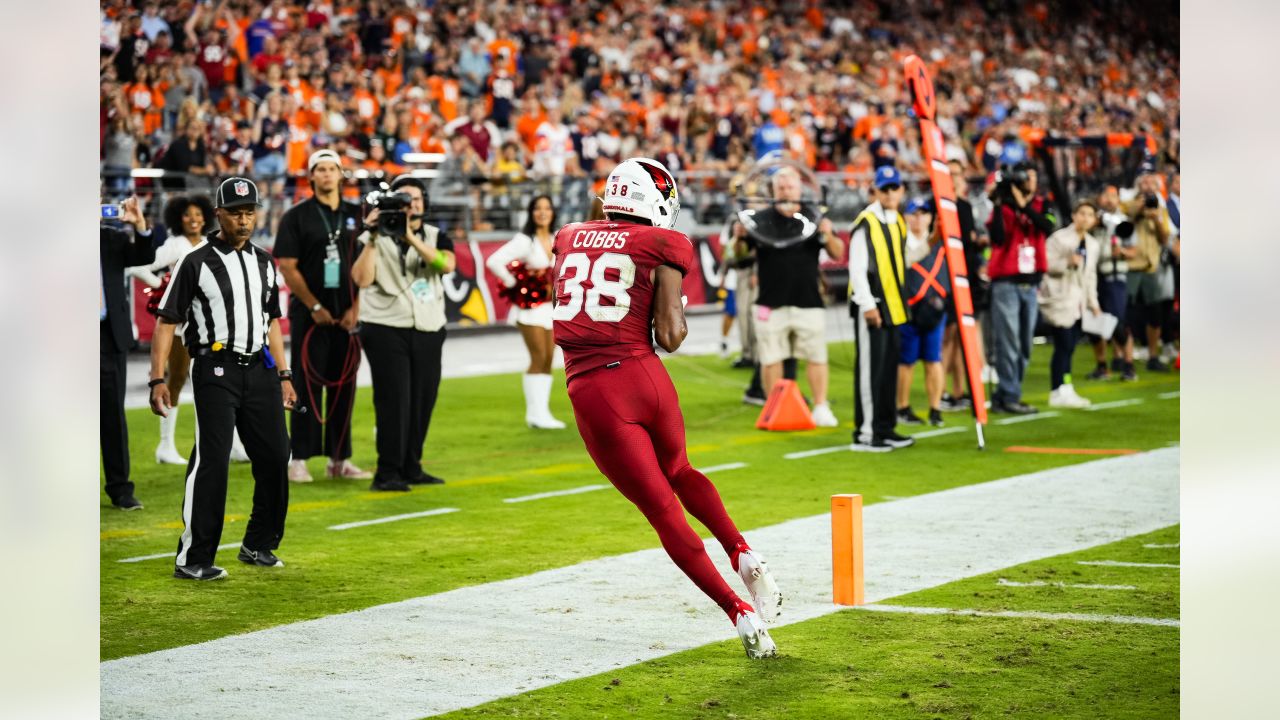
[143,273,172,316]
[498,261,551,309]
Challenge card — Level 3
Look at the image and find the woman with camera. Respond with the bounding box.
[129,193,250,465]
[351,176,456,491]
[484,195,566,430]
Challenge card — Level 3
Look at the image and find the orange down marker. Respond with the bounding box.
[755,380,817,431]
[831,494,865,605]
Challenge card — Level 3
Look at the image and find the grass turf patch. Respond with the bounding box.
[101,341,1179,660]
[436,527,1180,719]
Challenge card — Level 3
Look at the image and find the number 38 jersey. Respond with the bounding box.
[552,219,695,380]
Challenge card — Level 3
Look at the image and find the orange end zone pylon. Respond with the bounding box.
[832,494,865,606]
[903,54,989,448]
[755,379,816,431]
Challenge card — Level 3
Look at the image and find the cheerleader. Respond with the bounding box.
[485,195,566,429]
[129,194,251,463]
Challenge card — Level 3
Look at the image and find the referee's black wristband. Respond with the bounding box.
[147,378,166,389]
[277,369,293,380]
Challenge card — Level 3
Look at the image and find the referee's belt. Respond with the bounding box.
[194,345,261,366]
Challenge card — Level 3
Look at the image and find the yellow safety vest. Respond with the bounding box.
[851,209,908,325]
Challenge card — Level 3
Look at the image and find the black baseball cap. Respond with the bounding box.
[215,176,262,209]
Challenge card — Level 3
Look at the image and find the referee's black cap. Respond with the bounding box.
[215,177,263,209]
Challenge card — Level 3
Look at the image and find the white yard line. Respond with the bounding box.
[102,448,1178,720]
[1144,543,1180,549]
[327,507,460,531]
[997,578,1136,591]
[1157,391,1180,399]
[784,444,850,460]
[698,462,748,474]
[502,485,609,504]
[1086,398,1145,411]
[117,542,238,564]
[856,604,1178,628]
[1077,560,1179,569]
[994,411,1061,425]
[909,426,967,439]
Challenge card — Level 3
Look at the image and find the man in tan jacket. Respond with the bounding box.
[1123,174,1176,372]
[1039,201,1101,408]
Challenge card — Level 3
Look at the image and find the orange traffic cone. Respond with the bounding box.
[756,380,817,431]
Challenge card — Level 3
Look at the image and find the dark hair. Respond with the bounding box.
[163,193,215,236]
[1074,199,1099,215]
[521,194,558,236]
[390,175,427,195]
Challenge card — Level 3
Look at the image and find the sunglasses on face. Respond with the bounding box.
[880,184,902,192]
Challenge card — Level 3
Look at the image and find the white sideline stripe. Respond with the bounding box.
[1157,391,1180,399]
[102,449,1178,720]
[1144,543,1180,549]
[910,426,966,439]
[784,444,850,459]
[327,507,459,531]
[698,462,748,474]
[502,485,608,504]
[1085,398,1145,411]
[994,411,1061,425]
[997,578,1136,591]
[1078,560,1179,569]
[855,604,1178,628]
[881,495,910,501]
[118,543,238,564]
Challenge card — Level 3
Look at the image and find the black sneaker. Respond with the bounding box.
[897,407,924,425]
[1146,358,1170,372]
[112,494,144,511]
[173,564,228,581]
[370,477,411,492]
[939,393,973,412]
[878,432,916,449]
[1110,358,1125,373]
[1086,364,1111,381]
[993,400,1039,415]
[1121,367,1139,382]
[732,358,755,369]
[238,546,284,567]
[405,472,445,485]
[850,435,893,453]
[928,409,945,427]
[742,390,767,406]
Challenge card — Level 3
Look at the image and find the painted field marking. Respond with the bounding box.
[503,485,608,504]
[910,426,967,439]
[328,507,460,531]
[1005,446,1139,456]
[118,542,238,564]
[1144,543,1180,549]
[1085,398,1145,412]
[881,495,910,501]
[1077,560,1179,569]
[997,578,1136,591]
[994,411,1061,426]
[855,604,1178,628]
[698,462,748,474]
[1157,391,1180,400]
[784,444,850,460]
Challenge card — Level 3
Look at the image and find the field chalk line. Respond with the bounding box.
[1077,560,1179,569]
[503,485,609,504]
[856,604,1178,628]
[997,578,1136,591]
[994,411,1061,425]
[328,507,460,531]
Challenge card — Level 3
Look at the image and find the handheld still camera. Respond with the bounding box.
[364,184,414,237]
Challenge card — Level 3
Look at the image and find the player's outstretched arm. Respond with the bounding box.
[653,265,688,353]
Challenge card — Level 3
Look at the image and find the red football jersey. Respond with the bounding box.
[552,219,696,380]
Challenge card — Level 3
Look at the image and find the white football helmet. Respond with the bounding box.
[600,157,680,229]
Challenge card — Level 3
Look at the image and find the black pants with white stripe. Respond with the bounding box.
[853,313,900,442]
[175,355,290,567]
[360,323,445,483]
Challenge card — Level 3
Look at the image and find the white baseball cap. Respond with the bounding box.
[308,149,342,174]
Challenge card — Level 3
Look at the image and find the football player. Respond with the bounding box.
[551,157,782,658]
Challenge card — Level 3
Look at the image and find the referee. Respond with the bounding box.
[148,177,297,581]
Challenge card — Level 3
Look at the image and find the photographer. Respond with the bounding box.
[1122,173,1177,373]
[1087,186,1139,381]
[274,149,370,483]
[351,176,456,491]
[986,160,1056,415]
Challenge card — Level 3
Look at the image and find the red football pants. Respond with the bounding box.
[568,353,746,617]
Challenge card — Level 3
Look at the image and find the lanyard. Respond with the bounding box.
[313,201,342,246]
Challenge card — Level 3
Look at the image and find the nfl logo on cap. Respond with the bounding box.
[234,181,249,197]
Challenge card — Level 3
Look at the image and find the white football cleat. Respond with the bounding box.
[736,548,782,622]
[811,402,838,428]
[733,602,778,659]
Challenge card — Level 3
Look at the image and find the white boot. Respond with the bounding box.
[155,405,187,465]
[524,374,566,429]
[229,429,251,463]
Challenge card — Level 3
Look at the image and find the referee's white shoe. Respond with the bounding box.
[734,545,782,622]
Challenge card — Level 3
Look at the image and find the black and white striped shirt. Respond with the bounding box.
[156,232,282,354]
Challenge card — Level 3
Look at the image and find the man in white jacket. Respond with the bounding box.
[1040,200,1101,408]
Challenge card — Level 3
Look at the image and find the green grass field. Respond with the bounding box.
[101,339,1179,716]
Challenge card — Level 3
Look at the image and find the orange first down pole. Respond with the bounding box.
[831,494,864,605]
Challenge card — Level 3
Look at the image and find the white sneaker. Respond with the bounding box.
[733,602,778,659]
[1063,384,1092,407]
[1048,385,1090,409]
[527,414,567,430]
[288,459,313,483]
[155,442,187,465]
[811,402,838,428]
[326,459,373,479]
[736,548,782,622]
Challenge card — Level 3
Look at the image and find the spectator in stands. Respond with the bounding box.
[102,114,139,199]
[986,161,1055,415]
[485,195,566,430]
[159,117,214,190]
[896,198,947,428]
[1041,200,1101,409]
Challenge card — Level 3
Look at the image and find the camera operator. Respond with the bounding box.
[985,160,1057,415]
[1122,173,1177,372]
[739,166,843,426]
[350,176,455,491]
[274,149,370,483]
[1087,186,1139,381]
